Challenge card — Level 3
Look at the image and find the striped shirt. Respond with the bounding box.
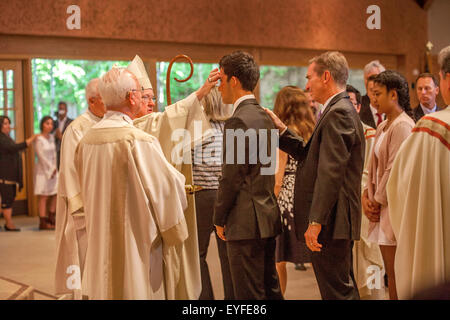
[191,120,224,189]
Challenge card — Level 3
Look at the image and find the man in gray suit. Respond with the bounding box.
[213,51,283,300]
[266,51,364,300]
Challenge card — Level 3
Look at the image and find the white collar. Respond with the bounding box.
[86,109,102,122]
[323,90,345,109]
[233,94,256,115]
[94,110,134,129]
[420,103,437,114]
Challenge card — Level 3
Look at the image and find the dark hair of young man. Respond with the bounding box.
[219,51,260,92]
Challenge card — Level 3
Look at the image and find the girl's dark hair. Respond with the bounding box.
[374,70,413,118]
[40,116,54,132]
[0,115,11,133]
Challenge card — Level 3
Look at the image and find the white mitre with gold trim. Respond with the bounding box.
[127,55,152,90]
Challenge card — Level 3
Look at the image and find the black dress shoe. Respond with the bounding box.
[4,224,21,232]
[295,263,307,271]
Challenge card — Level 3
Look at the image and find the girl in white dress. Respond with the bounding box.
[34,116,58,230]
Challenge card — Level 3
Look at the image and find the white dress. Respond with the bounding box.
[34,134,58,195]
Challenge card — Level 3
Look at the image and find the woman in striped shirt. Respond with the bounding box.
[192,87,234,299]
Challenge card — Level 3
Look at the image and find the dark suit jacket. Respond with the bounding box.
[53,117,73,168]
[279,92,364,241]
[412,104,443,123]
[53,117,73,138]
[213,98,281,241]
[359,95,376,129]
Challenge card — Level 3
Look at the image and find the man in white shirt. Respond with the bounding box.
[413,72,442,122]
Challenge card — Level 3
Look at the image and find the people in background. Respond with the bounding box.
[387,45,450,300]
[34,116,58,230]
[347,84,385,299]
[273,86,315,295]
[360,61,386,128]
[53,101,73,169]
[413,72,442,122]
[0,115,39,231]
[363,70,415,300]
[192,87,234,300]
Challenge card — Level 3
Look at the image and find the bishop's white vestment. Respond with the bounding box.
[353,123,385,299]
[387,107,450,299]
[54,110,101,298]
[75,111,188,300]
[134,92,212,300]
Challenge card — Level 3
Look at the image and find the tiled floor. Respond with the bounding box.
[0,215,321,300]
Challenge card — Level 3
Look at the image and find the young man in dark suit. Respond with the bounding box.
[213,51,283,300]
[266,51,364,300]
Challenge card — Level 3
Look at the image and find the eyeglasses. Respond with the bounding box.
[142,95,157,103]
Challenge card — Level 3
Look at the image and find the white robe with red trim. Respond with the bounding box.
[387,106,450,299]
[353,123,385,299]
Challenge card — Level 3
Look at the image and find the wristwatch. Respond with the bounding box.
[309,221,321,226]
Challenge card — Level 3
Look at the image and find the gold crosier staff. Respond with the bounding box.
[165,54,203,195]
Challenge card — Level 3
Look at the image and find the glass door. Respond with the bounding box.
[0,61,27,214]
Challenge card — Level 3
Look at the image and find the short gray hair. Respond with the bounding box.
[364,60,386,75]
[85,78,99,102]
[98,67,138,107]
[438,46,450,75]
[310,51,349,88]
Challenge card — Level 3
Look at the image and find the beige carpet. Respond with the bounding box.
[0,215,321,300]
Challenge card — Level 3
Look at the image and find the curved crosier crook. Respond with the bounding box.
[166,54,194,105]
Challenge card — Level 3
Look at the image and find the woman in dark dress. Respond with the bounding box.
[273,86,316,295]
[0,115,39,231]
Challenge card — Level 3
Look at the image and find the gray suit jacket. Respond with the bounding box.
[213,99,281,241]
[279,92,364,241]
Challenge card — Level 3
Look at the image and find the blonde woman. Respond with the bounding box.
[273,86,316,295]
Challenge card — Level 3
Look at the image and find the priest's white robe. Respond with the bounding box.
[353,123,385,299]
[387,107,450,299]
[75,111,188,300]
[133,92,212,300]
[54,110,101,298]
